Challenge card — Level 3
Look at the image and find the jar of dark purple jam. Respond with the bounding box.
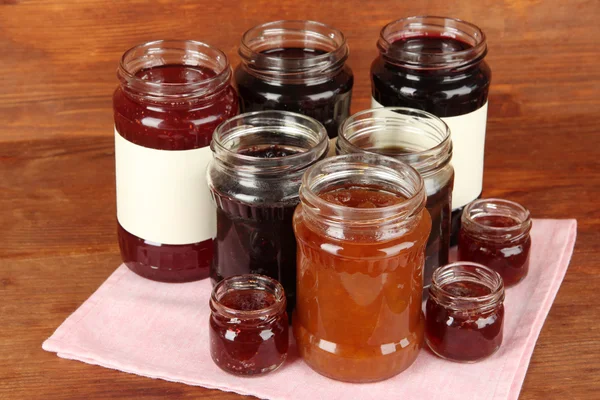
[371,17,491,244]
[206,111,329,314]
[235,20,353,139]
[114,40,238,282]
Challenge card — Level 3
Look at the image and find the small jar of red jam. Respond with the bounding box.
[426,262,505,362]
[209,274,288,375]
[337,107,454,289]
[114,40,238,282]
[207,111,328,314]
[459,198,532,286]
[293,154,431,382]
[235,20,353,139]
[371,16,491,244]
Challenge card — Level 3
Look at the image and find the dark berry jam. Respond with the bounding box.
[115,52,238,282]
[237,144,304,158]
[235,47,353,139]
[209,277,289,376]
[426,279,504,362]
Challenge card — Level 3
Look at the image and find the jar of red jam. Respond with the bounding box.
[337,107,453,289]
[235,20,353,139]
[206,111,329,314]
[293,154,431,382]
[371,16,491,244]
[426,262,505,362]
[114,40,238,282]
[459,198,532,286]
[209,274,288,375]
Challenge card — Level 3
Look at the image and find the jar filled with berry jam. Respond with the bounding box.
[459,199,532,286]
[235,20,353,139]
[114,40,238,282]
[207,111,328,314]
[337,107,453,289]
[209,274,288,375]
[371,16,491,244]
[426,262,505,362]
[293,154,431,382]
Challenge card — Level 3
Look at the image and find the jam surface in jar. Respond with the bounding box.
[425,262,505,363]
[114,41,238,283]
[209,275,289,376]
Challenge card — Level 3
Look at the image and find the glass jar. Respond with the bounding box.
[206,111,328,314]
[209,274,288,375]
[114,40,238,282]
[337,107,453,289]
[459,198,532,286]
[235,20,353,139]
[426,262,505,362]
[371,16,491,244]
[293,154,431,382]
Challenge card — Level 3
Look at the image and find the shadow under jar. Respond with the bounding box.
[206,111,329,315]
[337,107,453,289]
[293,154,431,382]
[235,20,353,139]
[114,40,238,282]
[426,262,505,362]
[209,274,289,375]
[459,198,532,286]
[371,16,491,244]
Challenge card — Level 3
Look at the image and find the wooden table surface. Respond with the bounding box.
[2,0,599,398]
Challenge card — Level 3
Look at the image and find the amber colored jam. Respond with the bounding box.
[114,64,238,282]
[210,145,304,314]
[209,289,289,375]
[425,280,504,362]
[293,185,431,382]
[371,35,491,244]
[235,48,353,138]
[458,215,531,286]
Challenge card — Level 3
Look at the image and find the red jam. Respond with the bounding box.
[114,44,238,283]
[209,276,288,376]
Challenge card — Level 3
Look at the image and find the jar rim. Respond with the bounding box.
[118,39,232,98]
[337,107,452,175]
[378,16,487,70]
[462,198,532,238]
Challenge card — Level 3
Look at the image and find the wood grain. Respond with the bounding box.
[1,0,599,398]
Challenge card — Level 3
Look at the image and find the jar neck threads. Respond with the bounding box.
[117,40,232,101]
[337,107,452,176]
[377,16,487,71]
[461,198,532,243]
[239,20,349,84]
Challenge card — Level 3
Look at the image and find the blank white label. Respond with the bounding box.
[371,98,488,210]
[115,129,215,245]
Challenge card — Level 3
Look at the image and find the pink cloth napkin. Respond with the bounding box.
[43,219,577,400]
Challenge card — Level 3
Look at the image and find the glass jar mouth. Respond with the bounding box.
[239,20,349,81]
[430,262,504,312]
[210,274,286,320]
[378,16,487,70]
[300,153,426,224]
[118,40,232,98]
[211,110,329,175]
[337,107,452,175]
[462,198,532,239]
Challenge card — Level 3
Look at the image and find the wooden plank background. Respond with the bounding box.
[1,0,599,398]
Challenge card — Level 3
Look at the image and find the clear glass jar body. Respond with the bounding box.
[114,40,238,282]
[235,20,353,139]
[370,16,491,244]
[337,107,453,289]
[206,111,328,314]
[209,274,289,375]
[458,198,532,286]
[293,154,431,382]
[426,262,505,362]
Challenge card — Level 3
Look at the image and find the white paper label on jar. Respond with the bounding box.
[114,128,215,245]
[371,98,488,210]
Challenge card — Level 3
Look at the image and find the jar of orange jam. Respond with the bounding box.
[293,154,431,382]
